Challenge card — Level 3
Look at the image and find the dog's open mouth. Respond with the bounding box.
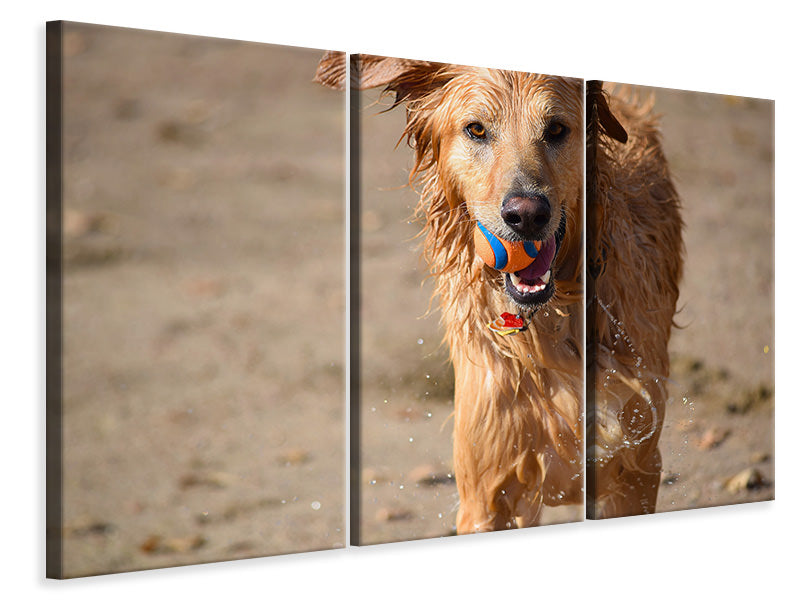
[503,213,565,308]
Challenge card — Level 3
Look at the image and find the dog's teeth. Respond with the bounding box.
[510,271,550,296]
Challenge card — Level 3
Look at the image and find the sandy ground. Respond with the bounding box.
[59,24,344,577]
[355,80,774,544]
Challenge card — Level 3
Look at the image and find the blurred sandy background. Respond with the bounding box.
[59,23,344,577]
[355,79,774,544]
[355,89,460,544]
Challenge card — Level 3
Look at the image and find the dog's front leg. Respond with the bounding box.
[451,358,536,534]
[591,445,661,518]
[590,379,666,518]
[453,427,517,533]
[453,427,543,533]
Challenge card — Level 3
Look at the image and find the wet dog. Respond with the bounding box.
[316,55,681,529]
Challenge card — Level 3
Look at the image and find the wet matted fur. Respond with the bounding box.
[316,54,682,531]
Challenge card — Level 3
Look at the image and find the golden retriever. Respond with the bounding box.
[316,54,682,529]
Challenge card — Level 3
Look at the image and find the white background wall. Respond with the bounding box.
[4,1,796,597]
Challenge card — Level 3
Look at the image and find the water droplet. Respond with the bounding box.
[409,437,414,443]
[311,501,321,510]
[417,338,424,345]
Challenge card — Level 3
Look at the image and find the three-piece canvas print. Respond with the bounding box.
[47,21,775,578]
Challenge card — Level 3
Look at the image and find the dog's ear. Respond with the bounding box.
[313,50,347,90]
[352,54,451,104]
[354,55,423,89]
[314,53,448,103]
[587,80,628,144]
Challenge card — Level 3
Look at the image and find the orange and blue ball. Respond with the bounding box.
[474,221,541,273]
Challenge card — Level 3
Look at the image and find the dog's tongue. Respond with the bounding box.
[515,235,556,281]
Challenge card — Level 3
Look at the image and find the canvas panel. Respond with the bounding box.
[349,55,585,544]
[46,22,346,577]
[586,82,774,518]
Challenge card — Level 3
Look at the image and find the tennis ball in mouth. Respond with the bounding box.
[474,221,541,273]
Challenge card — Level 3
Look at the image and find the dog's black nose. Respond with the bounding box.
[501,194,551,238]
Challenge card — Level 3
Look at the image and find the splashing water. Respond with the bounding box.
[592,298,694,472]
[592,299,658,460]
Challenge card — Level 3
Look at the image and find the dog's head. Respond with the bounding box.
[316,53,583,310]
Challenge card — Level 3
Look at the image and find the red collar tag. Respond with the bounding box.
[487,312,526,336]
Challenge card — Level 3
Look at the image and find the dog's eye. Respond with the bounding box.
[465,122,487,140]
[545,121,568,141]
